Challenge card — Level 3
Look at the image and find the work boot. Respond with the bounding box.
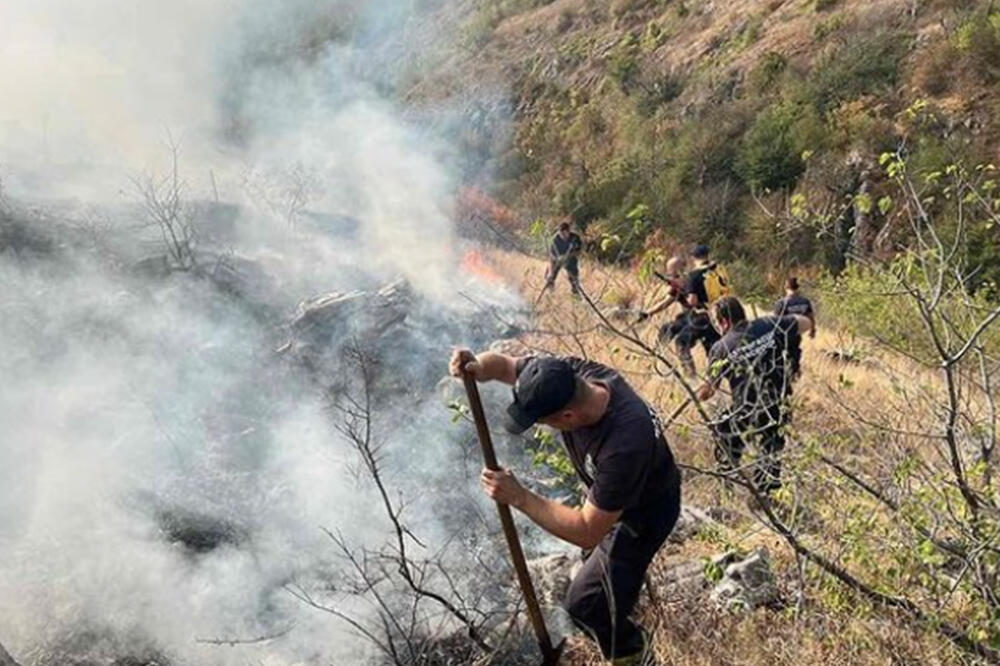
[611,629,659,666]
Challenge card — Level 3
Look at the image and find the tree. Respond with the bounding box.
[286,344,535,665]
[131,134,197,271]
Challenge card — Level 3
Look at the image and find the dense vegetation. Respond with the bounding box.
[443,0,1000,292]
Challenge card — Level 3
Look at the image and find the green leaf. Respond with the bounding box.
[877,196,893,215]
[790,192,808,218]
[855,192,873,214]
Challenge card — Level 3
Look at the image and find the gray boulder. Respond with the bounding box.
[277,279,413,389]
[658,551,739,601]
[0,640,21,666]
[710,548,779,611]
[668,504,720,544]
[526,552,583,608]
[283,278,412,354]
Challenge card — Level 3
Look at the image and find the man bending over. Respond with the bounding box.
[450,349,681,664]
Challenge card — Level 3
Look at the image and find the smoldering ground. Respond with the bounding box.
[0,1,535,664]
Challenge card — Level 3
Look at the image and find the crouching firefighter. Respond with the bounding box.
[660,244,732,377]
[450,349,681,664]
[697,296,810,493]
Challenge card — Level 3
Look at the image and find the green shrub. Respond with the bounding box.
[813,12,847,40]
[555,157,637,226]
[953,11,1000,82]
[804,32,909,111]
[725,256,774,303]
[608,33,641,91]
[737,102,821,191]
[636,73,685,116]
[750,51,788,93]
[818,259,1000,361]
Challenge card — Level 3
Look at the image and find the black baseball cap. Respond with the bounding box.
[691,244,710,259]
[505,357,577,434]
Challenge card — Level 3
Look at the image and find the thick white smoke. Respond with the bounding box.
[0,1,528,664]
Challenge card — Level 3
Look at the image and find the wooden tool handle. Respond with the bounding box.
[461,373,560,664]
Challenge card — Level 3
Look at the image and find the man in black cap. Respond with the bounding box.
[544,222,583,297]
[449,349,681,664]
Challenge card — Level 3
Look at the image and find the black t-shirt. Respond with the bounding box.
[773,293,814,318]
[550,232,582,259]
[515,356,680,525]
[707,316,801,408]
[683,265,711,308]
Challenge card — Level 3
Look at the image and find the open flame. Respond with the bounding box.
[460,249,504,283]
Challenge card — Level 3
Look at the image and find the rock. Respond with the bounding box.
[278,279,413,383]
[526,552,583,608]
[668,504,720,544]
[659,559,710,599]
[130,254,172,279]
[0,213,56,258]
[282,278,521,399]
[154,506,249,555]
[199,252,277,309]
[710,548,779,611]
[287,278,412,351]
[659,552,738,600]
[0,640,21,666]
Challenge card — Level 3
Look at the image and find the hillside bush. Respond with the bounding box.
[913,39,958,95]
[804,32,908,111]
[737,102,823,192]
[607,33,641,91]
[953,10,1000,82]
[749,51,788,93]
[635,73,684,116]
[555,157,636,226]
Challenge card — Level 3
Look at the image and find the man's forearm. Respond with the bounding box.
[474,351,518,385]
[514,491,602,550]
[647,295,676,317]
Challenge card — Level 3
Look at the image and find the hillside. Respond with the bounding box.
[2,1,999,665]
[430,0,1000,291]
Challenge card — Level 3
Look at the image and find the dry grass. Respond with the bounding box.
[483,249,976,666]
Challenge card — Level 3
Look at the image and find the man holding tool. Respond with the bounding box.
[543,222,583,298]
[450,349,681,664]
[656,245,731,377]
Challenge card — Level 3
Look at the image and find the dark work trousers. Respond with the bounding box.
[712,401,789,492]
[659,310,721,376]
[564,476,681,659]
[545,257,580,294]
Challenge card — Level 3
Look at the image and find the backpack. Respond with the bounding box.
[702,263,734,304]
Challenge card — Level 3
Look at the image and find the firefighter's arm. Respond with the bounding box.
[698,354,728,400]
[644,293,678,318]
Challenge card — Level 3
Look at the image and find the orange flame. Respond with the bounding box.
[460,249,504,283]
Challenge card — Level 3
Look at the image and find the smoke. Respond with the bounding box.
[0,1,530,664]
